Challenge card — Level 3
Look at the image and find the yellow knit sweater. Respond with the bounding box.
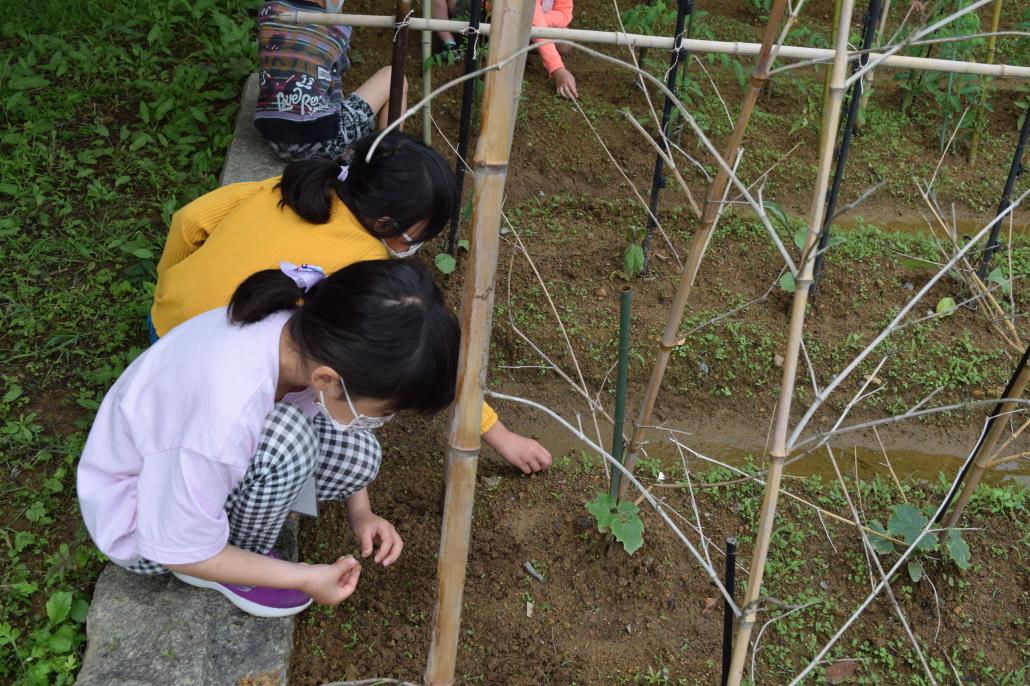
[152,177,498,433]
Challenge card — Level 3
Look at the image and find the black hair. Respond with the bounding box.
[228,260,460,415]
[278,131,458,243]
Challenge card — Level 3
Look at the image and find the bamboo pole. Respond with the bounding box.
[276,12,1030,79]
[725,2,857,684]
[423,0,535,681]
[388,0,413,123]
[812,0,884,294]
[967,0,1003,163]
[422,0,432,145]
[616,0,789,501]
[937,341,1030,539]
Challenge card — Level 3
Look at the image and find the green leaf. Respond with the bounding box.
[12,581,38,596]
[778,271,796,293]
[3,383,23,403]
[46,591,72,624]
[14,530,35,552]
[47,623,76,653]
[457,239,470,252]
[764,201,787,228]
[131,248,154,260]
[610,502,644,555]
[887,504,934,551]
[25,501,47,523]
[907,560,923,583]
[946,530,971,570]
[70,598,90,623]
[935,297,956,316]
[139,100,150,124]
[624,243,644,276]
[585,492,617,531]
[899,256,937,270]
[988,267,1012,295]
[434,252,456,275]
[867,520,895,554]
[586,494,644,554]
[793,226,808,252]
[0,183,19,196]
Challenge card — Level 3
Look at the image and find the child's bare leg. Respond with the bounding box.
[432,0,459,42]
[352,66,406,132]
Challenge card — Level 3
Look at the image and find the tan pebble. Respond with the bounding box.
[594,287,608,297]
[773,354,784,368]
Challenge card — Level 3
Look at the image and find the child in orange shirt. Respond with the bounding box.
[432,0,577,99]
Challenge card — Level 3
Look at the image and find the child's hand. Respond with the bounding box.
[553,68,578,100]
[484,423,553,474]
[352,512,404,566]
[302,555,361,605]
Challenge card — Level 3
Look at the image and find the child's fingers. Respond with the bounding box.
[360,529,374,558]
[337,562,361,597]
[377,530,404,566]
[383,535,404,566]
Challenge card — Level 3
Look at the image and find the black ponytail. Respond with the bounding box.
[227,260,460,416]
[278,131,458,243]
[277,157,340,224]
[227,270,305,324]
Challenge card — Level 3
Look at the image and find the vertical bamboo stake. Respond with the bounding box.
[938,341,1030,538]
[967,0,1002,163]
[725,2,856,684]
[423,0,535,682]
[617,0,789,500]
[388,0,413,123]
[422,0,433,145]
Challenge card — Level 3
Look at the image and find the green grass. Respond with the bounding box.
[0,1,260,682]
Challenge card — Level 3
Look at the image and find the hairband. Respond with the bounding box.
[279,262,326,292]
[337,165,349,182]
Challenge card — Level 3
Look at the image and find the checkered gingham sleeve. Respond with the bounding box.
[311,413,382,502]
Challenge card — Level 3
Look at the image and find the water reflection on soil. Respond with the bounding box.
[528,419,1030,490]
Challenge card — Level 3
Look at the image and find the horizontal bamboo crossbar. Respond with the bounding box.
[277,12,1030,79]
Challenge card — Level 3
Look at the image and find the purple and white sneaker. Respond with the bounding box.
[172,554,312,618]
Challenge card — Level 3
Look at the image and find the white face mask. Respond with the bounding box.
[383,231,424,259]
[316,379,394,432]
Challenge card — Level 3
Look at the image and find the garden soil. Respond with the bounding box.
[290,0,1030,682]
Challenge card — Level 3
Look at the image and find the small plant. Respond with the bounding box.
[585,493,644,554]
[868,504,971,582]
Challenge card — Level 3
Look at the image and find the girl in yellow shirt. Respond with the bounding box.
[153,130,552,474]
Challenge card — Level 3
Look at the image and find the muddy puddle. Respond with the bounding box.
[525,416,1030,490]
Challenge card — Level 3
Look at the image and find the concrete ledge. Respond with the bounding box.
[220,73,285,186]
[79,73,297,686]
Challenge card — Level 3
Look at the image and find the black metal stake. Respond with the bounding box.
[639,0,694,273]
[720,537,737,686]
[933,340,1030,523]
[445,0,484,255]
[978,106,1030,280]
[811,0,883,295]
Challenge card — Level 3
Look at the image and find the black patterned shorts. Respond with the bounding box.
[266,93,377,161]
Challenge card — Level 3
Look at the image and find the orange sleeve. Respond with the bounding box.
[542,0,572,27]
[480,401,499,434]
[156,181,265,277]
[532,0,565,75]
